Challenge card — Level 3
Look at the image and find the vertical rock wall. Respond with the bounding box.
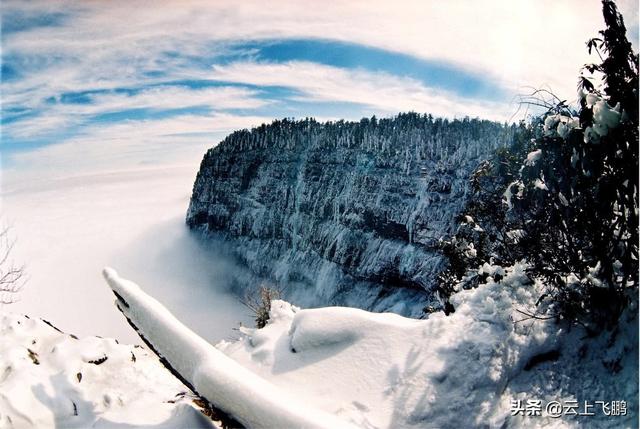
[187,114,514,316]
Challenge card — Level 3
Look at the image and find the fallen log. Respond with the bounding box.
[103,267,356,429]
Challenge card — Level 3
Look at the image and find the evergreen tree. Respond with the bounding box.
[437,0,638,331]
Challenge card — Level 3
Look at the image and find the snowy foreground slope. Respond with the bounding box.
[104,266,637,428]
[0,313,218,428]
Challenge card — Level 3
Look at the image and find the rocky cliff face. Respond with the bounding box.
[186,114,515,316]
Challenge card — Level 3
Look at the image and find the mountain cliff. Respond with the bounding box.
[186,113,515,316]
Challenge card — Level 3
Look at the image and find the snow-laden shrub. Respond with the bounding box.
[437,0,638,332]
[436,128,533,312]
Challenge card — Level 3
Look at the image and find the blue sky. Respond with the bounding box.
[1,0,638,176]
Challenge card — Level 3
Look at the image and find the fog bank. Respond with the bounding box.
[1,165,250,344]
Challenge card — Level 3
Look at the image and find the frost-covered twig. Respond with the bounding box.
[0,224,25,304]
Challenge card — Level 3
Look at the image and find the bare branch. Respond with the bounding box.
[0,222,26,303]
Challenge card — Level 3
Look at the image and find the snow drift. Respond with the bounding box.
[222,265,638,428]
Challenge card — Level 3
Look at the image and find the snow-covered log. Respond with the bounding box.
[102,267,357,429]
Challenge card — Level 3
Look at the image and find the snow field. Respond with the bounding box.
[0,312,216,428]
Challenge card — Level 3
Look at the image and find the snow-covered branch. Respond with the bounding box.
[102,267,357,429]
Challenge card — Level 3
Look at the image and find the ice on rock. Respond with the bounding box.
[558,192,570,206]
[533,178,548,190]
[464,242,477,258]
[503,181,524,210]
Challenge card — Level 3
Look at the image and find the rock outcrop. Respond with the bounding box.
[187,114,515,316]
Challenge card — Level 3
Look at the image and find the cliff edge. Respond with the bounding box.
[187,114,514,316]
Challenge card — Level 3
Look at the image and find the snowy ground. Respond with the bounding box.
[101,264,638,428]
[220,264,638,428]
[0,312,218,428]
[0,165,250,344]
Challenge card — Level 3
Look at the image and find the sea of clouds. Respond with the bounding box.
[1,163,250,344]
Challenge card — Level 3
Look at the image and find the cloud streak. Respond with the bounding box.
[1,0,637,179]
[209,61,514,121]
[4,85,268,140]
[4,112,274,186]
[6,0,632,99]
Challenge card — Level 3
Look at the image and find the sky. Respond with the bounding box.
[1,0,638,178]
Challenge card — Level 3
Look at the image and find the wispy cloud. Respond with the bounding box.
[4,113,273,185]
[4,86,268,140]
[209,61,514,121]
[5,0,628,99]
[1,0,637,179]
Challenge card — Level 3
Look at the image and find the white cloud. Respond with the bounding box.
[4,0,628,102]
[4,86,268,139]
[2,162,252,343]
[2,0,636,179]
[210,61,514,121]
[3,112,273,184]
[87,86,266,112]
